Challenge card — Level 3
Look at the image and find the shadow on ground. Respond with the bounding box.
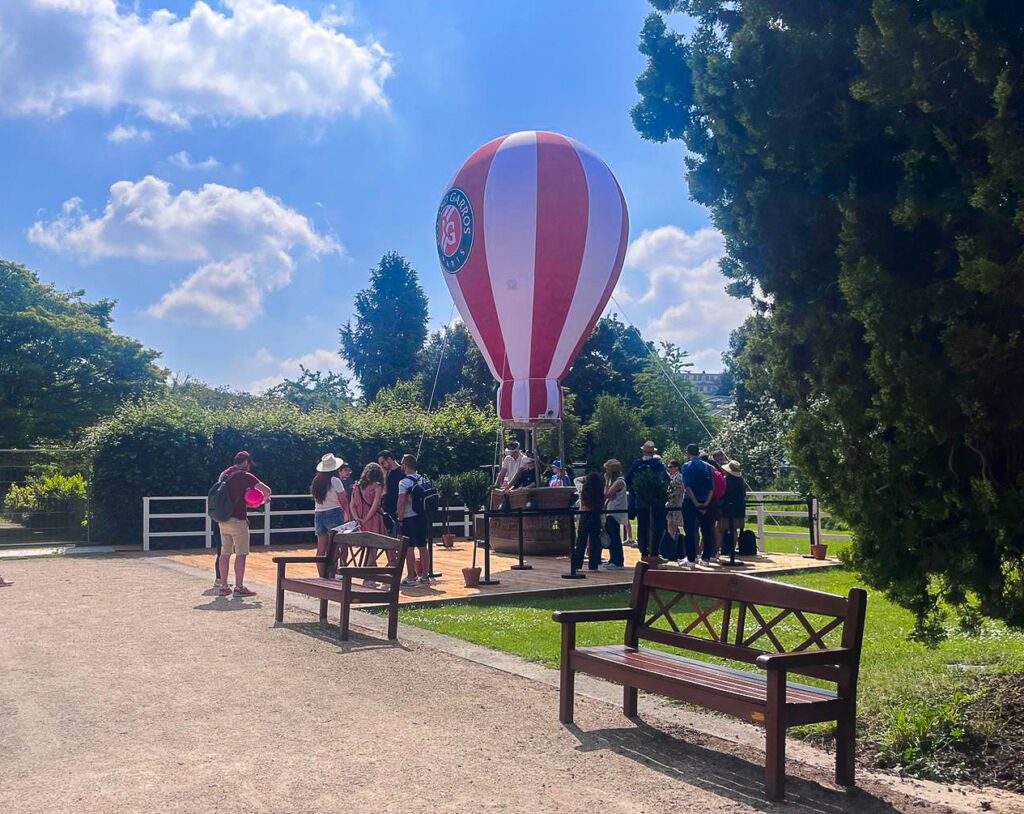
[273,620,411,654]
[567,720,899,814]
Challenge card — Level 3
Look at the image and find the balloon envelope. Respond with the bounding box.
[436,131,629,425]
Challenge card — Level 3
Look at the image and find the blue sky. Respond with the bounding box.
[0,0,748,392]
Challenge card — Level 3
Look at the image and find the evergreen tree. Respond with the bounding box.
[0,260,164,446]
[416,321,495,410]
[340,252,429,402]
[634,342,717,450]
[634,1,1024,631]
[563,314,653,421]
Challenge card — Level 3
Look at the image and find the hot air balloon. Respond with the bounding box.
[435,131,629,431]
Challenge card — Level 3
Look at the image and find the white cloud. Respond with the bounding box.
[28,175,340,328]
[0,0,392,126]
[615,225,752,371]
[169,151,221,171]
[249,347,347,393]
[106,124,151,143]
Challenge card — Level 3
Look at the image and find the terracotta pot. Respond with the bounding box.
[442,533,456,548]
[810,543,828,560]
[462,566,482,588]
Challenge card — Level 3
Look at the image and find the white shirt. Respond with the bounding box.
[501,454,529,487]
[398,474,419,518]
[314,476,345,512]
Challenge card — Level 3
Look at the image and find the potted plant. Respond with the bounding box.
[436,474,459,548]
[810,542,828,560]
[457,471,492,587]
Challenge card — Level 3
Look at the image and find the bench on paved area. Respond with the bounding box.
[273,531,409,641]
[553,560,867,801]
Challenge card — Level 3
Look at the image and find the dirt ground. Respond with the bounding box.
[0,556,1012,813]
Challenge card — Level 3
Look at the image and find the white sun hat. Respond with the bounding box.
[316,453,345,473]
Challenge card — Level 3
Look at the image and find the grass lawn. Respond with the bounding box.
[393,567,1024,780]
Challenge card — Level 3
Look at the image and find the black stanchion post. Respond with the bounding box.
[511,506,532,570]
[480,509,500,585]
[428,507,442,578]
[562,508,585,579]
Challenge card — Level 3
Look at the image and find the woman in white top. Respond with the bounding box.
[603,459,628,569]
[310,453,351,562]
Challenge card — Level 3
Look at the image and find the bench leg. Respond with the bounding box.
[275,585,284,623]
[387,603,399,640]
[340,599,351,641]
[765,671,786,801]
[558,624,576,725]
[319,599,328,623]
[624,686,638,718]
[836,709,856,787]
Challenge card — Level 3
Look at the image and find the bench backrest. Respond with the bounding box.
[626,562,866,689]
[326,531,408,591]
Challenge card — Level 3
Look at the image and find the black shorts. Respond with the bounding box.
[401,514,427,548]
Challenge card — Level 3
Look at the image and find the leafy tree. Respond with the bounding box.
[634,342,717,449]
[563,314,653,421]
[535,390,583,467]
[711,396,794,491]
[165,373,255,411]
[0,260,164,446]
[634,1,1024,630]
[340,252,429,402]
[264,367,353,412]
[583,394,652,471]
[721,314,787,418]
[417,321,495,410]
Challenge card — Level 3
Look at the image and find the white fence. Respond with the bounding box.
[142,494,472,552]
[143,489,843,553]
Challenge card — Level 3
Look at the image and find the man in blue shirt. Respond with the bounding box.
[682,443,716,566]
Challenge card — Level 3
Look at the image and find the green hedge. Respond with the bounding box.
[86,397,496,545]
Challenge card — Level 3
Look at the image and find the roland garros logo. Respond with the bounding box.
[436,187,474,273]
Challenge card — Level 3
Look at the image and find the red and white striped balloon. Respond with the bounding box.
[436,131,629,425]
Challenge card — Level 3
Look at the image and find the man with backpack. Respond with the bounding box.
[682,444,716,567]
[209,451,271,597]
[395,454,437,586]
[377,449,404,534]
[625,441,669,557]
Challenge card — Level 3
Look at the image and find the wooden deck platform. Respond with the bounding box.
[165,537,839,607]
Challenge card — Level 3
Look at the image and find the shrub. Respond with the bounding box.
[85,395,497,544]
[457,470,492,516]
[2,472,88,529]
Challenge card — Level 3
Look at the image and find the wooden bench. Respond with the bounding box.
[273,531,409,641]
[553,561,867,801]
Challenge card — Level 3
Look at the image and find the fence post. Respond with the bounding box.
[263,498,271,546]
[204,498,212,549]
[813,497,822,551]
[143,497,150,552]
[757,501,766,553]
[462,505,470,538]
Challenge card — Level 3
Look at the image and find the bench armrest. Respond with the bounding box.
[272,556,328,565]
[756,647,857,671]
[552,608,634,624]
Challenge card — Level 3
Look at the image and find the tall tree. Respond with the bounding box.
[416,321,495,410]
[264,368,353,412]
[0,260,164,447]
[584,394,652,471]
[340,252,429,402]
[563,314,653,421]
[634,342,717,449]
[634,1,1024,631]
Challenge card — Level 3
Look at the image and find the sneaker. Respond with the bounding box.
[233,586,256,597]
[699,558,712,567]
[218,585,233,596]
[601,562,623,570]
[363,579,381,589]
[400,578,419,587]
[213,578,222,588]
[419,575,432,584]
[681,560,696,570]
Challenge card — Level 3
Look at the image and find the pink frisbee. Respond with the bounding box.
[244,488,265,508]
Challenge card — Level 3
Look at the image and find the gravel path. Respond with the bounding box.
[0,556,991,813]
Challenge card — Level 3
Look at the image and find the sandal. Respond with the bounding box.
[218,586,233,596]
[233,586,257,597]
[0,577,13,587]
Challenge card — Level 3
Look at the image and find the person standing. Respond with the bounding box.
[602,459,627,569]
[625,441,669,557]
[338,463,355,519]
[494,441,529,491]
[549,460,572,487]
[573,472,605,572]
[377,450,404,534]
[311,453,351,564]
[682,444,716,566]
[396,454,431,586]
[351,463,386,535]
[703,452,728,559]
[216,451,271,597]
[719,460,747,558]
[664,459,687,565]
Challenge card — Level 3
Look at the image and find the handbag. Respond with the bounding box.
[599,529,611,550]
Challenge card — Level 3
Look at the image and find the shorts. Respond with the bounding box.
[218,517,250,556]
[314,507,346,535]
[401,513,427,548]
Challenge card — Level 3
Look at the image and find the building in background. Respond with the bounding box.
[685,371,725,397]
